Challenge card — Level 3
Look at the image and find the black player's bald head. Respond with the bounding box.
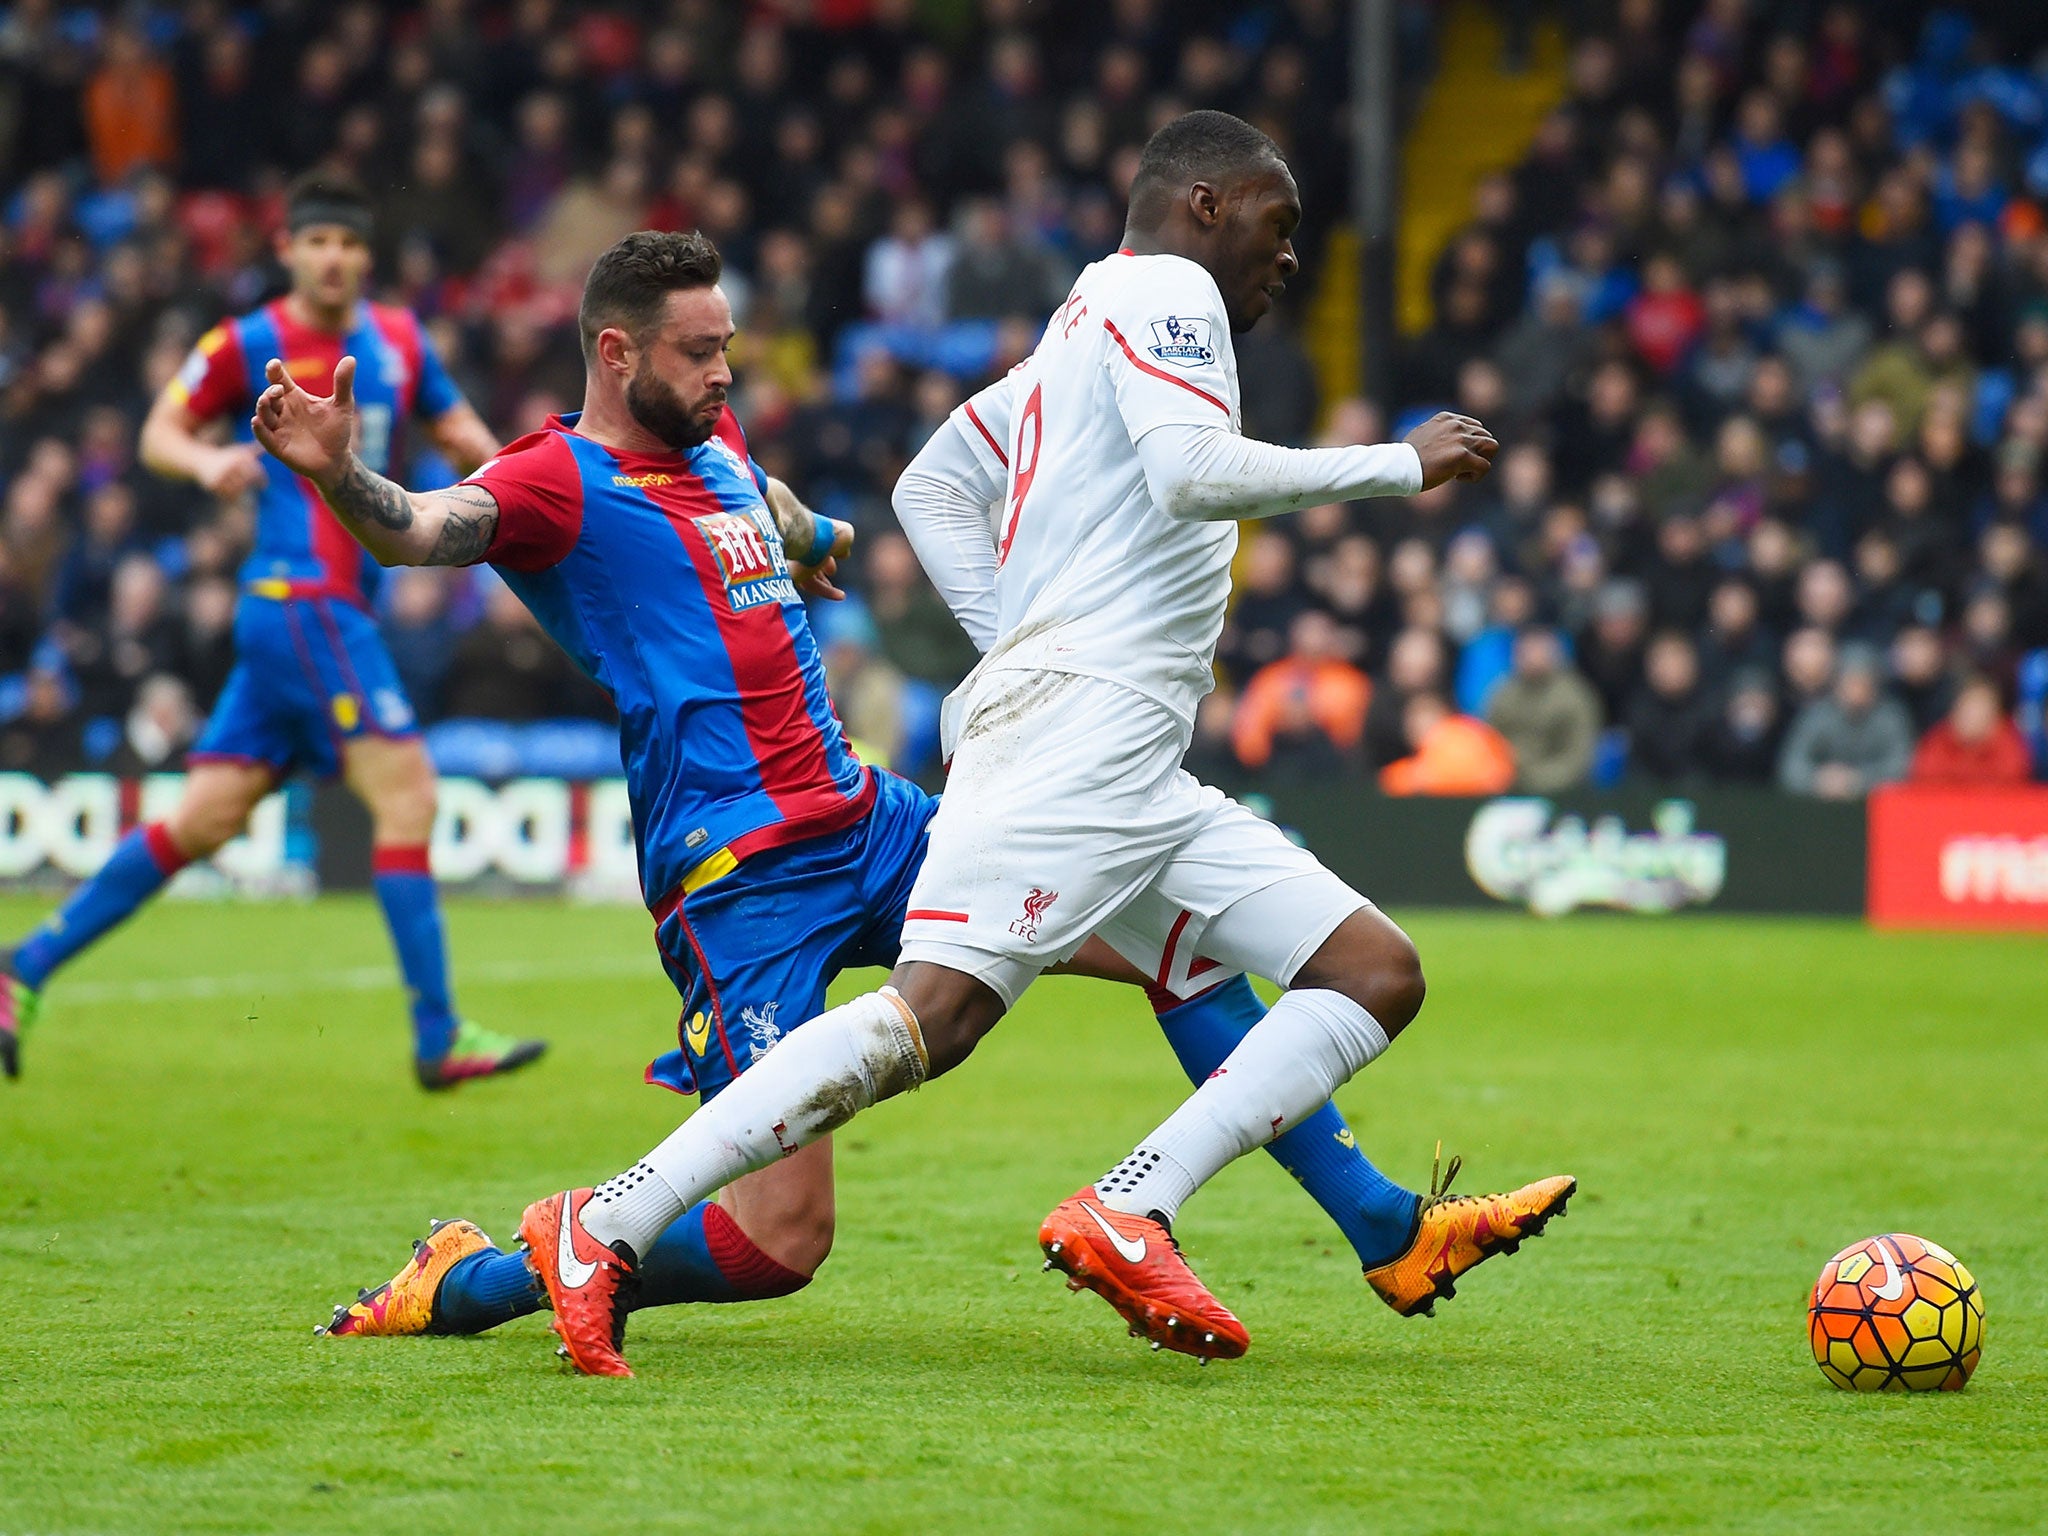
[1126,111,1290,230]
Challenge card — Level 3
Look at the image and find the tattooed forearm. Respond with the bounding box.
[422,486,501,566]
[324,454,417,533]
[763,476,812,553]
[316,454,498,567]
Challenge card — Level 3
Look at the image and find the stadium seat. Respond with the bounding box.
[514,720,623,781]
[423,719,524,781]
[2018,648,2048,778]
[1590,727,1630,789]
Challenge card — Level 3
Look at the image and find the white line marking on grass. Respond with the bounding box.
[58,954,657,1005]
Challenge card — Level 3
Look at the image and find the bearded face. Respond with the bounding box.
[625,357,724,450]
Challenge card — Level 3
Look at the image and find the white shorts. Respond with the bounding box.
[899,670,1371,1008]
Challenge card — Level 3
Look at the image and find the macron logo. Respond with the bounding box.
[612,472,676,488]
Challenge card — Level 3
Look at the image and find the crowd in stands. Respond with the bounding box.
[0,1,2044,798]
[1197,0,2048,797]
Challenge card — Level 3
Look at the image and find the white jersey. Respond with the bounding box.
[964,251,1244,724]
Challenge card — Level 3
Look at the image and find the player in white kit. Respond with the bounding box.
[525,112,1574,1375]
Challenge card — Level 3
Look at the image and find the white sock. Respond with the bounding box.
[580,988,927,1258]
[1096,988,1389,1225]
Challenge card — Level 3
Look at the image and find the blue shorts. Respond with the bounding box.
[190,595,419,780]
[645,768,938,1101]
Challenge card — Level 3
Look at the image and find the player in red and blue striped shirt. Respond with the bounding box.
[0,174,543,1088]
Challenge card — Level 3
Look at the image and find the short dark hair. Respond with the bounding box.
[284,171,374,236]
[1128,111,1286,224]
[579,230,723,360]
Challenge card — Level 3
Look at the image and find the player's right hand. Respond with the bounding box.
[198,443,266,500]
[1405,411,1499,490]
[252,355,358,489]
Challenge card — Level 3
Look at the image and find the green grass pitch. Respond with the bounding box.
[1,895,2042,1533]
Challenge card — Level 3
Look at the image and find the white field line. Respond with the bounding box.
[57,953,658,1006]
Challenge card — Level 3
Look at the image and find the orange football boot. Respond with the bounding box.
[1363,1144,1577,1317]
[519,1188,637,1377]
[318,1218,493,1337]
[1039,1187,1249,1361]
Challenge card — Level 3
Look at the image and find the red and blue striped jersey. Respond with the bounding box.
[170,298,464,606]
[465,410,872,908]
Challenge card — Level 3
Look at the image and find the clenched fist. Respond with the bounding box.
[1405,412,1499,490]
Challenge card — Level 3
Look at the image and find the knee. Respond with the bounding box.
[372,767,439,844]
[920,1012,988,1077]
[887,962,1005,1078]
[1299,923,1427,1039]
[743,1191,836,1278]
[1369,935,1427,1037]
[166,795,249,856]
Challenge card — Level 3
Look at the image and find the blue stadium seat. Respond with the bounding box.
[423,719,523,780]
[1590,727,1630,788]
[515,719,623,780]
[82,715,122,764]
[2017,648,2048,778]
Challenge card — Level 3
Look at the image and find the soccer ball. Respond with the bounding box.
[1808,1233,1984,1392]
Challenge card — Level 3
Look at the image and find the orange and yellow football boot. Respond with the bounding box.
[519,1189,637,1377]
[1039,1187,1249,1361]
[318,1218,494,1337]
[1364,1145,1576,1318]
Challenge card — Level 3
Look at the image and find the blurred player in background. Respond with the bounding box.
[0,174,544,1089]
[529,114,1573,1374]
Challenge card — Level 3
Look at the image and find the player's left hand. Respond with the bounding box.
[252,355,359,489]
[791,518,855,601]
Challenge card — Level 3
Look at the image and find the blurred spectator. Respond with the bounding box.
[1185,687,1245,793]
[1219,531,1308,682]
[1888,624,1956,733]
[84,24,177,185]
[107,673,199,774]
[1778,644,1914,799]
[445,580,611,722]
[54,482,144,630]
[1486,626,1601,792]
[0,668,84,777]
[1627,631,1714,783]
[1577,580,1651,724]
[69,554,175,720]
[1365,626,1448,769]
[816,602,907,771]
[1701,669,1786,784]
[1909,676,2034,786]
[1232,613,1372,775]
[383,569,461,723]
[1380,692,1517,797]
[864,200,953,329]
[862,532,979,688]
[945,199,1065,322]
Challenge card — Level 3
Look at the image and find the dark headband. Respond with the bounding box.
[287,199,374,239]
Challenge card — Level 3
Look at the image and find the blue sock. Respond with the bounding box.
[432,1202,792,1334]
[1154,973,1421,1269]
[434,1247,546,1333]
[371,848,458,1061]
[634,1200,743,1306]
[13,823,187,989]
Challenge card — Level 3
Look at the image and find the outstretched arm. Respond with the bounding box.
[252,355,500,566]
[425,400,500,477]
[1134,411,1499,524]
